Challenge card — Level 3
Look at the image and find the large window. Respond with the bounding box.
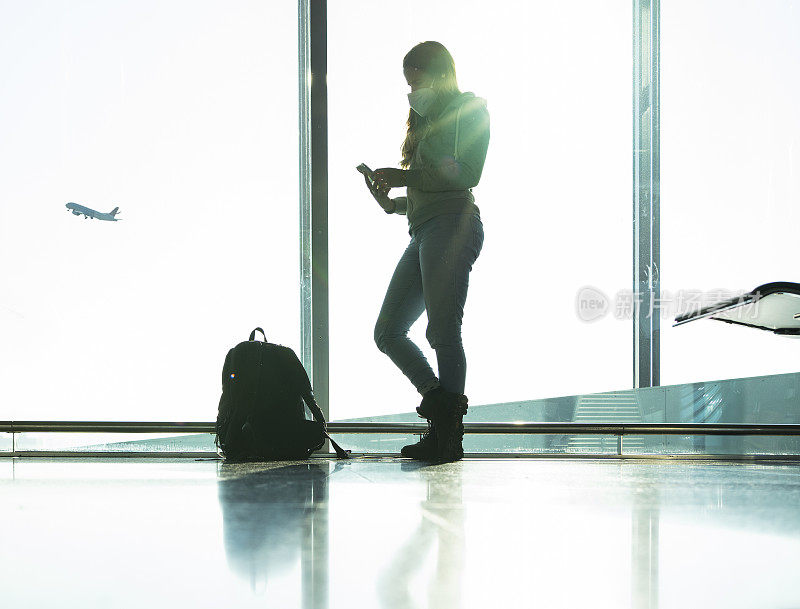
[5,0,797,432]
[328,0,631,420]
[0,1,299,421]
[661,0,800,385]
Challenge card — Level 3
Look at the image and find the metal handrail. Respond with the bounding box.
[2,421,800,436]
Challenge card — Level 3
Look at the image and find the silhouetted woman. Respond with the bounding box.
[365,41,490,463]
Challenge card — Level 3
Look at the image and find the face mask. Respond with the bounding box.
[407,81,438,117]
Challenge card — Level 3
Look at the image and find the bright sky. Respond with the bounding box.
[0,0,797,422]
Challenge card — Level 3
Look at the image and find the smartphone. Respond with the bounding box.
[356,163,375,185]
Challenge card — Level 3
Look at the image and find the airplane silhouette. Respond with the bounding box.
[65,202,121,221]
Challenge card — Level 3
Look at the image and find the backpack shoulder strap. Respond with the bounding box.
[304,403,350,460]
[325,433,351,460]
[280,345,350,459]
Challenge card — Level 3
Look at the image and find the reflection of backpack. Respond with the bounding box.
[218,462,341,589]
[215,328,349,461]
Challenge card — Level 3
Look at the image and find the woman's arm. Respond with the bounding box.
[390,196,407,215]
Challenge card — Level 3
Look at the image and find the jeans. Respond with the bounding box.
[374,212,484,395]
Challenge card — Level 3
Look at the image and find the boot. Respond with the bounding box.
[416,386,445,420]
[400,418,437,460]
[400,386,445,460]
[419,389,468,463]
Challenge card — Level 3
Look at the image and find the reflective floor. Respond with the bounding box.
[2,457,800,609]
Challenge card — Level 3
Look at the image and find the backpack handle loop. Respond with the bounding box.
[249,327,267,342]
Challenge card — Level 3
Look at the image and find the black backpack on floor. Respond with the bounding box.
[215,328,349,461]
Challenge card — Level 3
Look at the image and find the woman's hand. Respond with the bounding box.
[364,173,393,211]
[372,168,408,189]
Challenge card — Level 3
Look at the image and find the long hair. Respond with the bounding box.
[400,41,460,169]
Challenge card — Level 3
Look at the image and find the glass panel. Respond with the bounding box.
[661,0,800,384]
[0,1,299,421]
[335,432,800,456]
[328,1,631,421]
[640,435,800,457]
[336,371,800,454]
[12,432,216,453]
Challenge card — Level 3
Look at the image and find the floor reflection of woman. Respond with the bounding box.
[377,463,465,607]
[366,41,490,463]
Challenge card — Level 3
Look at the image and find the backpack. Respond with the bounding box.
[215,327,349,460]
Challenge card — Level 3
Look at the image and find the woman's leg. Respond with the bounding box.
[418,214,484,395]
[374,237,440,394]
